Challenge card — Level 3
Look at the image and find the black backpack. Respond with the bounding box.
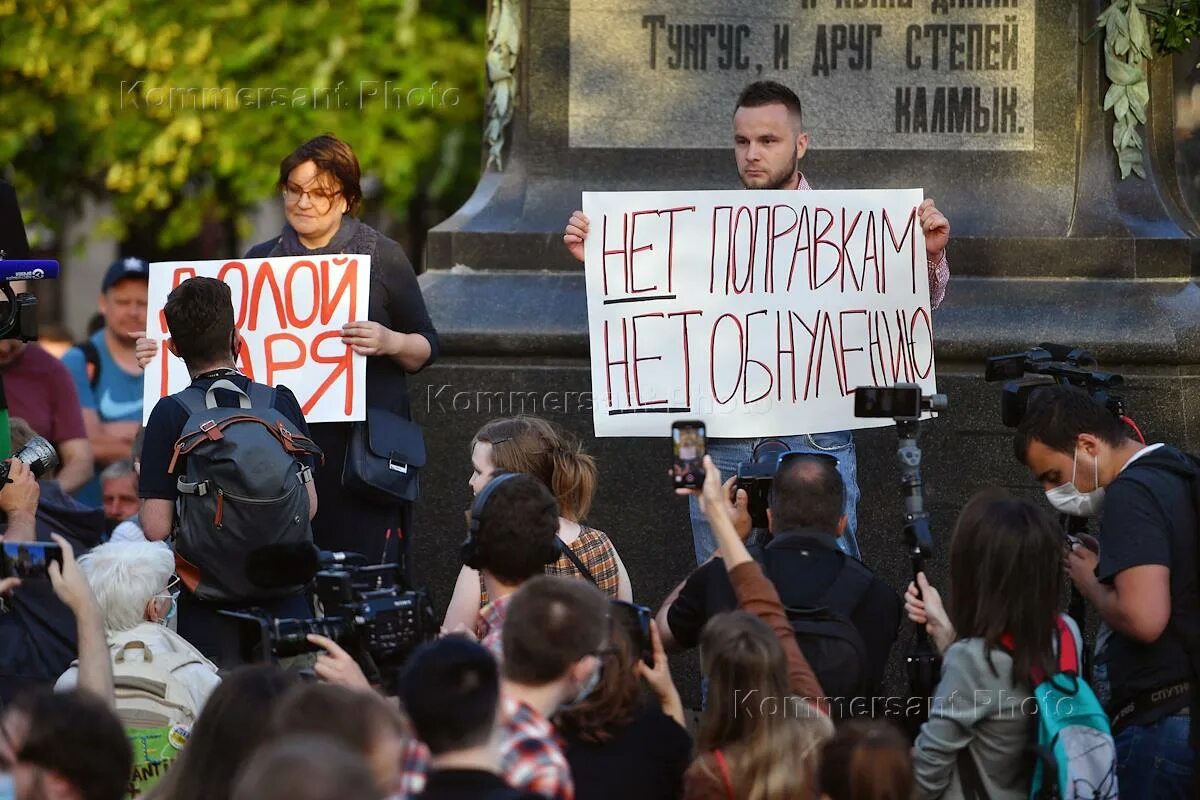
[169,379,322,603]
[758,546,873,707]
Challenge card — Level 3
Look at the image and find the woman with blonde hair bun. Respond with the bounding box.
[443,415,632,632]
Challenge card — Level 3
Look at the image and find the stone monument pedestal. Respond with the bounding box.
[412,0,1200,704]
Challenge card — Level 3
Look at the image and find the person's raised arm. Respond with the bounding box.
[48,534,113,705]
[689,455,828,712]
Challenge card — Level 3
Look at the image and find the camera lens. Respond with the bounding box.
[15,435,58,478]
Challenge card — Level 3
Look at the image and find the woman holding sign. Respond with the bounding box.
[137,135,438,570]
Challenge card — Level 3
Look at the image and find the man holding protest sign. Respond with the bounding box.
[563,81,951,564]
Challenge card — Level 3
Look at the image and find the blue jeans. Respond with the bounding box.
[1115,713,1194,799]
[689,432,860,565]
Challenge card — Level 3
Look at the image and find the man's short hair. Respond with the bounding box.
[99,458,136,486]
[400,636,499,755]
[502,576,609,686]
[232,735,383,800]
[735,80,803,127]
[1014,384,1130,464]
[163,276,235,367]
[770,454,844,531]
[269,683,406,760]
[10,689,132,800]
[474,473,560,585]
[79,540,175,631]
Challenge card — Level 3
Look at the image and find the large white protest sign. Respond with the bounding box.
[143,256,370,424]
[583,189,938,437]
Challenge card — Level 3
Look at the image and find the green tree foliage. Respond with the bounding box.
[0,0,485,251]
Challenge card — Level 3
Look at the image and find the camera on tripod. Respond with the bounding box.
[985,343,1124,427]
[219,557,435,691]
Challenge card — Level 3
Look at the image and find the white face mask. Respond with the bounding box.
[1045,446,1105,517]
[559,659,602,710]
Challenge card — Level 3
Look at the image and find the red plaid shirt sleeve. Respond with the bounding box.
[500,698,574,800]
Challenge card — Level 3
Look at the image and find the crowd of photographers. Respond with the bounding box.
[0,135,1194,800]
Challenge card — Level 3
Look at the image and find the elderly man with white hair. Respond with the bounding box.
[55,540,220,710]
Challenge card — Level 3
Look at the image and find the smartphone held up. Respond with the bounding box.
[671,420,706,489]
[1,541,64,581]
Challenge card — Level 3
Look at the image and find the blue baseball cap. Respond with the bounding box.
[101,257,149,292]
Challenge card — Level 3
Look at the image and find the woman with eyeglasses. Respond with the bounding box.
[54,539,219,711]
[138,135,438,567]
[249,134,438,566]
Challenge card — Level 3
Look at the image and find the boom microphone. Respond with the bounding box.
[0,259,59,281]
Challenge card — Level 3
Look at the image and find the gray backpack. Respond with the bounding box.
[168,379,322,603]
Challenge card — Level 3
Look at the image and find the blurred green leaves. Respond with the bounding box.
[0,0,485,249]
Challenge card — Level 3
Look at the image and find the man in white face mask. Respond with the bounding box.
[1016,385,1197,799]
[497,576,609,800]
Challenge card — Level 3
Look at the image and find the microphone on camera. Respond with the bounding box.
[0,259,60,281]
[244,542,321,590]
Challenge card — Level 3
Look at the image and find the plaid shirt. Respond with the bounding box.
[544,526,620,597]
[797,172,950,308]
[500,695,574,800]
[394,738,430,799]
[477,592,514,661]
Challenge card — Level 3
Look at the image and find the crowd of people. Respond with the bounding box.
[0,81,1195,800]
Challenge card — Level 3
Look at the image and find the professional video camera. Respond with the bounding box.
[0,435,58,486]
[1,184,59,342]
[220,554,435,693]
[985,343,1124,427]
[855,382,947,736]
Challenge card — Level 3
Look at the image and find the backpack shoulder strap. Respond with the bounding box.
[78,340,102,390]
[172,385,210,418]
[555,537,598,586]
[245,382,276,411]
[818,553,874,614]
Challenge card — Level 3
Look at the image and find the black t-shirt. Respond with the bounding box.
[667,529,902,697]
[419,768,541,800]
[564,703,692,800]
[139,373,312,502]
[1097,444,1200,707]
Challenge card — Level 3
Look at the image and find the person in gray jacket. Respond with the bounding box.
[903,491,1082,800]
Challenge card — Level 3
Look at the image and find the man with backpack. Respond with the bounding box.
[62,257,149,508]
[657,452,901,707]
[138,277,321,660]
[1017,385,1198,798]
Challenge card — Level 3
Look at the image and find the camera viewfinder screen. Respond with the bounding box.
[2,541,63,580]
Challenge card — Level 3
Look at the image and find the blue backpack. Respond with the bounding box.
[1012,617,1118,800]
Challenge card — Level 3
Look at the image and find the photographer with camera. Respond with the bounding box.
[138,277,320,660]
[1016,385,1197,798]
[657,452,901,705]
[0,317,93,496]
[6,418,104,551]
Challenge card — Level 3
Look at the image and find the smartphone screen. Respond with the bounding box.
[611,600,653,667]
[672,420,706,489]
[2,541,64,581]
